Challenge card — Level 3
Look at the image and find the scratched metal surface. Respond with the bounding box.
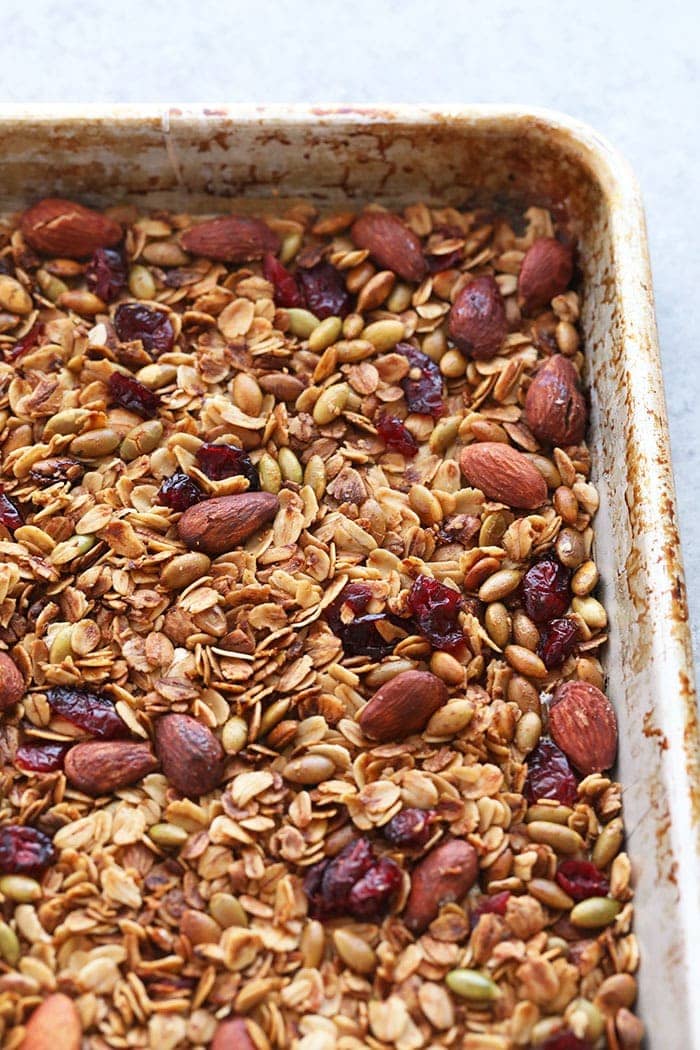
[0,104,697,1046]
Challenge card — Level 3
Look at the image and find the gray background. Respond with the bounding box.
[2,0,698,667]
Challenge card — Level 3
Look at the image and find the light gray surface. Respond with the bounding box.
[1,0,698,666]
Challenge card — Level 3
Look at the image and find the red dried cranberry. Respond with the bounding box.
[108,371,159,418]
[15,741,71,773]
[157,472,205,511]
[383,808,437,850]
[0,487,22,532]
[298,261,351,319]
[0,824,56,876]
[407,574,464,651]
[471,890,511,927]
[556,859,610,902]
[348,856,402,920]
[398,343,445,418]
[376,415,419,458]
[325,583,397,659]
[305,837,375,919]
[6,321,44,362]
[538,617,579,669]
[47,687,128,739]
[522,553,571,625]
[114,303,175,356]
[263,252,303,308]
[196,443,260,489]
[535,1033,592,1050]
[524,739,578,807]
[86,247,127,303]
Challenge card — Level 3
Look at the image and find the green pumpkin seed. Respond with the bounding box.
[149,823,188,849]
[0,875,42,902]
[0,921,20,965]
[446,968,500,1001]
[287,308,319,339]
[570,896,622,928]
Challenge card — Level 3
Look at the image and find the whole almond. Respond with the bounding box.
[178,492,279,555]
[21,198,121,259]
[518,237,574,313]
[351,212,427,283]
[448,275,508,360]
[258,372,306,401]
[549,680,618,774]
[155,713,225,796]
[459,442,547,509]
[211,1018,256,1050]
[20,993,81,1050]
[525,354,587,446]
[359,670,448,742]
[0,652,25,710]
[180,215,279,262]
[403,839,478,933]
[65,740,159,796]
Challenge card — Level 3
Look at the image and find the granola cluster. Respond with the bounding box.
[0,196,642,1050]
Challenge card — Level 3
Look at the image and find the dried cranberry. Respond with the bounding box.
[0,824,56,876]
[158,472,205,511]
[376,415,419,458]
[325,583,397,659]
[407,574,464,651]
[196,443,260,489]
[524,739,578,807]
[398,343,445,418]
[471,891,511,927]
[86,247,127,303]
[538,617,579,669]
[114,303,175,356]
[298,261,352,319]
[0,487,22,532]
[556,859,610,902]
[47,687,128,739]
[522,553,572,625]
[305,837,374,919]
[535,1033,592,1050]
[263,252,303,308]
[383,808,437,850]
[15,741,71,773]
[6,321,44,362]
[348,856,402,920]
[108,371,160,418]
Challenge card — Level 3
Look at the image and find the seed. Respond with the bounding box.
[333,928,377,974]
[49,624,73,663]
[592,817,624,868]
[556,526,587,568]
[301,920,325,968]
[425,699,473,738]
[574,481,599,515]
[232,373,263,416]
[440,348,468,378]
[283,754,335,784]
[479,510,512,547]
[572,560,599,596]
[570,896,622,928]
[409,484,443,525]
[527,821,584,855]
[222,717,248,754]
[387,282,412,313]
[346,260,374,292]
[0,921,20,965]
[507,675,541,715]
[137,363,177,388]
[565,998,605,1040]
[278,447,303,484]
[505,645,547,679]
[594,973,637,1012]
[45,407,91,436]
[287,308,320,338]
[478,568,522,603]
[313,383,349,425]
[553,485,579,524]
[446,969,500,1001]
[429,416,460,454]
[258,698,291,736]
[257,451,282,494]
[485,602,511,648]
[429,651,465,686]
[515,711,542,754]
[362,318,404,351]
[128,264,157,299]
[58,289,105,316]
[525,804,573,825]
[210,892,248,928]
[512,610,540,651]
[336,338,374,362]
[161,552,211,590]
[556,320,579,355]
[421,326,447,362]
[120,420,163,461]
[357,271,395,312]
[571,595,607,629]
[149,823,188,848]
[303,454,326,498]
[0,275,32,314]
[36,269,68,302]
[528,878,574,910]
[308,315,343,353]
[70,427,120,458]
[0,875,41,902]
[142,240,189,266]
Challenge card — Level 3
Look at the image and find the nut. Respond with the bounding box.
[403,838,478,933]
[178,492,279,555]
[19,993,81,1050]
[211,1018,256,1050]
[549,680,618,774]
[459,442,547,509]
[448,276,508,360]
[358,670,448,742]
[20,198,121,259]
[258,372,305,401]
[525,355,587,445]
[180,215,279,262]
[155,713,225,797]
[64,740,159,796]
[351,211,427,283]
[0,652,25,710]
[518,237,574,312]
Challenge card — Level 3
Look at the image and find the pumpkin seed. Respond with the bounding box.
[570,896,621,928]
[446,968,500,1001]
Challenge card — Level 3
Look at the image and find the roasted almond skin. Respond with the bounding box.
[211,1018,257,1050]
[0,652,25,710]
[550,680,618,774]
[64,740,159,796]
[155,713,225,797]
[21,198,122,259]
[525,354,587,446]
[351,212,427,283]
[20,993,82,1050]
[180,215,279,262]
[448,275,508,360]
[178,492,279,555]
[359,670,448,742]
[518,237,574,312]
[403,839,478,933]
[459,442,547,509]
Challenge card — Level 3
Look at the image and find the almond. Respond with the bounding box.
[459,442,547,509]
[155,713,225,796]
[178,492,279,555]
[518,237,574,313]
[20,993,81,1050]
[258,372,306,401]
[351,211,427,283]
[0,652,25,710]
[403,839,478,933]
[180,215,279,262]
[549,680,618,774]
[525,354,587,446]
[64,740,159,795]
[448,275,508,360]
[211,1018,256,1050]
[359,670,448,742]
[20,198,121,259]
